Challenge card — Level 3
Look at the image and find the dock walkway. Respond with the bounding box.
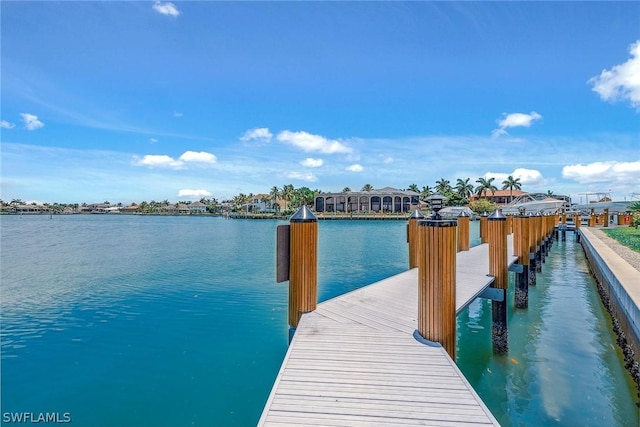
[259,236,517,426]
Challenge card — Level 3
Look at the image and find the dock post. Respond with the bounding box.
[418,211,457,359]
[528,213,537,286]
[542,214,548,262]
[488,210,508,354]
[546,214,553,255]
[534,214,543,272]
[480,212,488,244]
[288,206,318,334]
[514,213,529,308]
[603,208,609,227]
[589,213,596,227]
[407,209,425,269]
[506,214,513,235]
[457,211,470,252]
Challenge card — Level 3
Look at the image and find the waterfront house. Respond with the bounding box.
[188,201,207,214]
[314,187,420,213]
[469,189,527,204]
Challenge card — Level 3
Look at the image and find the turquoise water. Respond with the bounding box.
[1,215,637,426]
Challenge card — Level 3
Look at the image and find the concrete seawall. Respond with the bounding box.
[579,228,640,371]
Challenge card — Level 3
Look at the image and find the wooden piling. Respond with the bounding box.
[480,212,488,244]
[589,214,596,227]
[514,214,529,308]
[603,208,609,227]
[488,210,508,354]
[528,214,537,285]
[547,214,554,253]
[407,210,425,269]
[418,218,457,359]
[506,214,513,235]
[457,211,470,252]
[288,206,318,329]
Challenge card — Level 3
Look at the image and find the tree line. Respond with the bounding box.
[1,175,525,215]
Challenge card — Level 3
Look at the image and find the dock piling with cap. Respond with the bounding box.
[514,213,530,308]
[488,210,508,354]
[457,210,470,252]
[418,216,458,359]
[285,206,318,337]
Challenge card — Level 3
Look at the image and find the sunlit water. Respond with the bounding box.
[1,215,637,426]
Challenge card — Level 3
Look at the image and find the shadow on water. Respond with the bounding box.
[457,231,640,426]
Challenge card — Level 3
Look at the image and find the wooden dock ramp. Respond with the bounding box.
[259,236,517,426]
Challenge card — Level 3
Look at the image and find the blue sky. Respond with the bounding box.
[1,1,639,204]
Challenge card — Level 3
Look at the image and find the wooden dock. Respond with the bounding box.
[259,236,517,426]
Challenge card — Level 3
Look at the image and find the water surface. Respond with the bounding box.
[1,215,637,426]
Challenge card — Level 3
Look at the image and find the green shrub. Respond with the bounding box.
[469,199,498,215]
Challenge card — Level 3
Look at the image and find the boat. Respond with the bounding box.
[500,193,570,215]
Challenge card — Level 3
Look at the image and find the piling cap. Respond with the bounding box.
[408,209,425,220]
[482,211,488,217]
[488,209,506,220]
[290,205,317,222]
[457,210,470,218]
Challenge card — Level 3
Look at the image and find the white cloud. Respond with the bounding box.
[382,156,394,164]
[285,172,318,182]
[152,1,180,17]
[589,40,640,110]
[178,189,212,198]
[277,130,353,154]
[132,151,216,169]
[492,111,542,137]
[484,168,544,186]
[179,151,217,164]
[0,120,15,129]
[149,138,158,143]
[133,154,183,169]
[347,164,364,172]
[20,113,44,131]
[173,111,183,118]
[240,127,273,142]
[562,161,640,184]
[301,158,323,168]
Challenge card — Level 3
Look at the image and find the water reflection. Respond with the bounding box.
[457,233,639,426]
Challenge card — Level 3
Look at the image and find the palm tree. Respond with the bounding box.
[546,190,555,197]
[269,186,280,212]
[501,175,522,203]
[435,178,452,195]
[475,177,497,199]
[407,184,419,193]
[292,187,316,209]
[455,178,474,199]
[342,187,351,193]
[282,184,295,211]
[361,184,374,192]
[421,186,433,201]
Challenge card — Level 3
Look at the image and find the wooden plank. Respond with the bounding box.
[264,412,494,427]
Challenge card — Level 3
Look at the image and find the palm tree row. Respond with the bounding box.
[4,176,528,215]
[400,175,524,206]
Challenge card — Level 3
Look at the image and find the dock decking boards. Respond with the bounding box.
[259,236,517,426]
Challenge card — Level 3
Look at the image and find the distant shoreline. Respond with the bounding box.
[1,211,424,221]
